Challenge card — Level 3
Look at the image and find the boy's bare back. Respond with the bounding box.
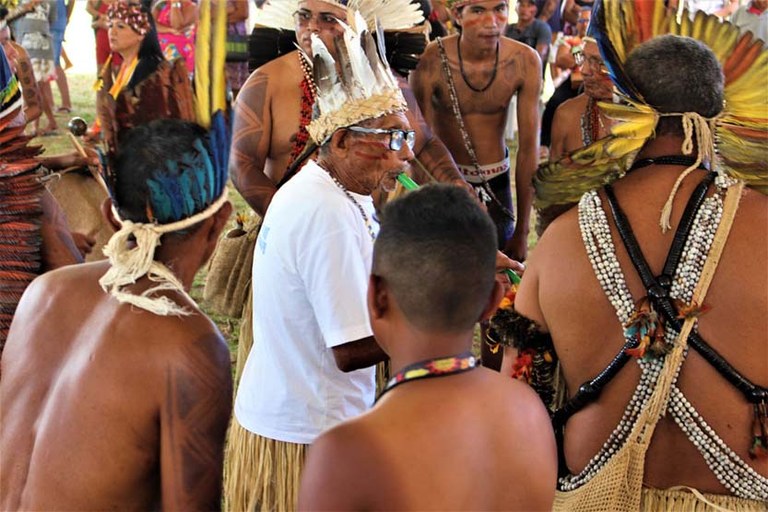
[300,366,556,511]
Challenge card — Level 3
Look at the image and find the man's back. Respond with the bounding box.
[519,167,768,492]
[1,261,232,509]
[300,368,557,510]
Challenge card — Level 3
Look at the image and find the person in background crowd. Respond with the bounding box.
[506,0,552,66]
[731,0,767,44]
[152,0,197,74]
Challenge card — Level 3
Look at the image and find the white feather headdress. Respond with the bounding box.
[257,0,424,31]
[307,10,407,144]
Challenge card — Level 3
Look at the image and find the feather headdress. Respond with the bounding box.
[99,0,231,316]
[535,0,768,230]
[307,10,407,145]
[257,0,424,32]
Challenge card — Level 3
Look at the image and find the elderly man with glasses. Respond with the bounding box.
[226,8,419,511]
[537,36,614,234]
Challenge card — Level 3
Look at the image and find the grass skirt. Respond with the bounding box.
[223,419,307,512]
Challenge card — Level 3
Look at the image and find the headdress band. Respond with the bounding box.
[107,2,150,36]
[99,190,229,316]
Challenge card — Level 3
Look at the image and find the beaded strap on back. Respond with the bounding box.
[563,180,723,490]
[555,181,753,511]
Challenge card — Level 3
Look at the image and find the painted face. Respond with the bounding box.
[295,0,346,56]
[581,41,612,100]
[346,112,414,194]
[456,1,509,48]
[515,0,537,22]
[107,19,144,55]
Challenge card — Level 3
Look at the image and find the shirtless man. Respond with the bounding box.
[502,35,767,508]
[231,0,467,218]
[0,120,233,510]
[298,184,556,511]
[536,37,614,233]
[411,0,541,262]
[548,38,613,160]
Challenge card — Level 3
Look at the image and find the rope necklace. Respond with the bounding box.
[324,168,377,242]
[457,37,499,93]
[376,351,478,402]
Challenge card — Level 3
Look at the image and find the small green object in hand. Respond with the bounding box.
[504,269,522,285]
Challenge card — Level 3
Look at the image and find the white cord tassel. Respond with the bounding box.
[99,191,228,316]
[659,113,716,232]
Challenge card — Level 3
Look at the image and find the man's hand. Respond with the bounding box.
[504,229,529,262]
[495,250,525,296]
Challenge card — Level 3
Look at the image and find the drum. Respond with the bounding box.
[46,169,114,262]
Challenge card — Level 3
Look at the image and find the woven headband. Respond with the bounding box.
[107,2,150,36]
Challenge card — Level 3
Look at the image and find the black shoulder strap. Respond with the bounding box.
[551,172,720,478]
[604,174,767,406]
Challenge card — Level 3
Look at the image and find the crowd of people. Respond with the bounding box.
[0,0,766,510]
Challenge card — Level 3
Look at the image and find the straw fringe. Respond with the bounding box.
[224,421,307,512]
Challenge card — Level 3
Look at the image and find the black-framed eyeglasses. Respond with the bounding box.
[346,126,416,151]
[292,9,339,29]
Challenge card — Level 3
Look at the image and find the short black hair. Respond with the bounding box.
[373,184,497,332]
[112,119,213,226]
[625,35,724,135]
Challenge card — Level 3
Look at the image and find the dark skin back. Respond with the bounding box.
[299,270,556,511]
[503,135,768,491]
[0,221,233,509]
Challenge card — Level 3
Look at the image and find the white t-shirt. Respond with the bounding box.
[234,160,379,444]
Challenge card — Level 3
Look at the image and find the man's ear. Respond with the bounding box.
[208,201,233,243]
[478,280,504,323]
[101,197,122,231]
[329,128,351,157]
[367,273,389,321]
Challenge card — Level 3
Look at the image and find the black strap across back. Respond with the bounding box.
[553,172,767,476]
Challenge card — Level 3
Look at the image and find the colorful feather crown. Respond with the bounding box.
[98,0,231,316]
[307,9,407,144]
[535,0,768,226]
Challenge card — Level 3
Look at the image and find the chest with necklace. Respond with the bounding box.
[323,167,377,243]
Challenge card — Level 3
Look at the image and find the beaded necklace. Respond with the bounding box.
[376,351,478,402]
[580,96,605,146]
[457,37,499,93]
[436,38,516,221]
[324,168,377,242]
[287,53,317,171]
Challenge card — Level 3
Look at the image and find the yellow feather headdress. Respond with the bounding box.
[536,0,768,230]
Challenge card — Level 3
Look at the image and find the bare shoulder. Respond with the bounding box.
[299,417,377,510]
[535,205,582,262]
[414,39,443,74]
[556,94,587,118]
[501,36,540,62]
[237,51,296,98]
